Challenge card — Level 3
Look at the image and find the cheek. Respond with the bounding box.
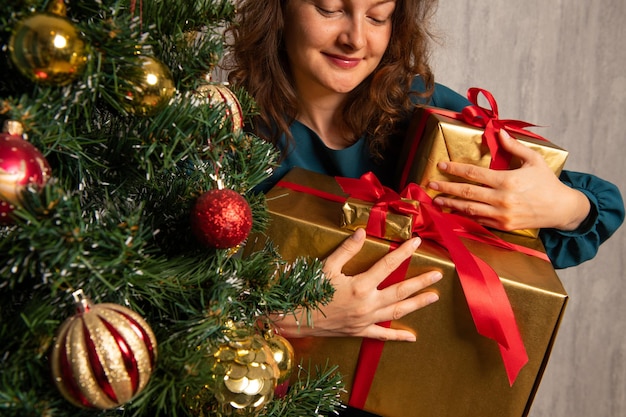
[292,23,331,50]
[371,28,392,56]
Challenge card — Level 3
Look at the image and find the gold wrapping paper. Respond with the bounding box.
[396,106,569,238]
[244,168,568,417]
[341,197,418,242]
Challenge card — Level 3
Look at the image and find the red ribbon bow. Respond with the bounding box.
[462,87,546,170]
[335,173,420,240]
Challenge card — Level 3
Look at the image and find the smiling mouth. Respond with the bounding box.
[324,53,361,69]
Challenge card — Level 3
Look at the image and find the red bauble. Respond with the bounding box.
[190,189,253,249]
[0,126,51,223]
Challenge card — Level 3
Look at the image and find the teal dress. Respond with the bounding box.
[256,81,624,269]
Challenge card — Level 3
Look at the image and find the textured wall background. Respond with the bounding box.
[431,1,625,416]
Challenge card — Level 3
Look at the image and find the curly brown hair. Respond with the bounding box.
[224,0,438,159]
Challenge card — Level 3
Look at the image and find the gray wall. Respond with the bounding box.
[431,1,625,416]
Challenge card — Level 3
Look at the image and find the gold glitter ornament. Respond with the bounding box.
[120,54,176,116]
[50,290,158,410]
[8,0,89,86]
[211,325,279,416]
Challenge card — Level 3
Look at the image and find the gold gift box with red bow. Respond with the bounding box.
[396,88,569,238]
[244,167,568,417]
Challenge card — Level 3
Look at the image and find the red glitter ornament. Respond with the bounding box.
[0,121,52,224]
[190,188,253,249]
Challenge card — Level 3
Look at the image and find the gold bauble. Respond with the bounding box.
[263,328,294,385]
[120,55,176,116]
[263,328,295,399]
[194,80,244,132]
[8,0,88,85]
[50,290,158,409]
[211,327,279,416]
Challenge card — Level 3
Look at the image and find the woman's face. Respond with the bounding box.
[283,0,395,97]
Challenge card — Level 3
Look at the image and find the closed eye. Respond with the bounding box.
[367,15,390,25]
[316,6,341,17]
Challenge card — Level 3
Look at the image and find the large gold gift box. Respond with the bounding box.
[396,104,569,238]
[245,168,568,417]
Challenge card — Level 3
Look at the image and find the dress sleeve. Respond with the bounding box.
[539,170,625,269]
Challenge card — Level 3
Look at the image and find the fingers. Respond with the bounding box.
[428,129,540,194]
[323,228,367,276]
[362,277,442,342]
[362,325,418,342]
[321,228,443,343]
[374,271,442,322]
[380,270,442,309]
[432,192,497,219]
[432,161,494,189]
[428,167,496,209]
[357,235,422,286]
[497,129,540,163]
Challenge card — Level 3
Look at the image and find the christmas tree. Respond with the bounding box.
[0,1,343,416]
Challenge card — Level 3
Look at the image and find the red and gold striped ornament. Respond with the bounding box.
[50,290,158,409]
[194,78,244,133]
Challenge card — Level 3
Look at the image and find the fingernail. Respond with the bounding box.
[406,334,417,342]
[428,181,439,190]
[426,292,439,304]
[433,197,444,206]
[431,271,443,283]
[411,237,422,249]
[351,228,366,240]
[500,129,511,139]
[437,162,448,170]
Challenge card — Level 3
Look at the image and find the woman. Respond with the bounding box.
[226,0,624,341]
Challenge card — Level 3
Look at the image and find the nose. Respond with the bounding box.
[338,17,366,51]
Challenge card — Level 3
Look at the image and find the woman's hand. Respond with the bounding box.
[271,228,442,342]
[427,129,590,232]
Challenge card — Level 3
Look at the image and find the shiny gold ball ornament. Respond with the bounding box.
[262,327,295,398]
[211,326,279,416]
[8,0,88,85]
[195,79,244,132]
[120,55,176,116]
[50,290,158,409]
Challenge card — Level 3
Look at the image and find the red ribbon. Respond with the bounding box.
[399,87,547,188]
[348,242,410,409]
[276,172,550,407]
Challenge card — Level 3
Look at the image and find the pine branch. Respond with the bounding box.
[0,1,342,416]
